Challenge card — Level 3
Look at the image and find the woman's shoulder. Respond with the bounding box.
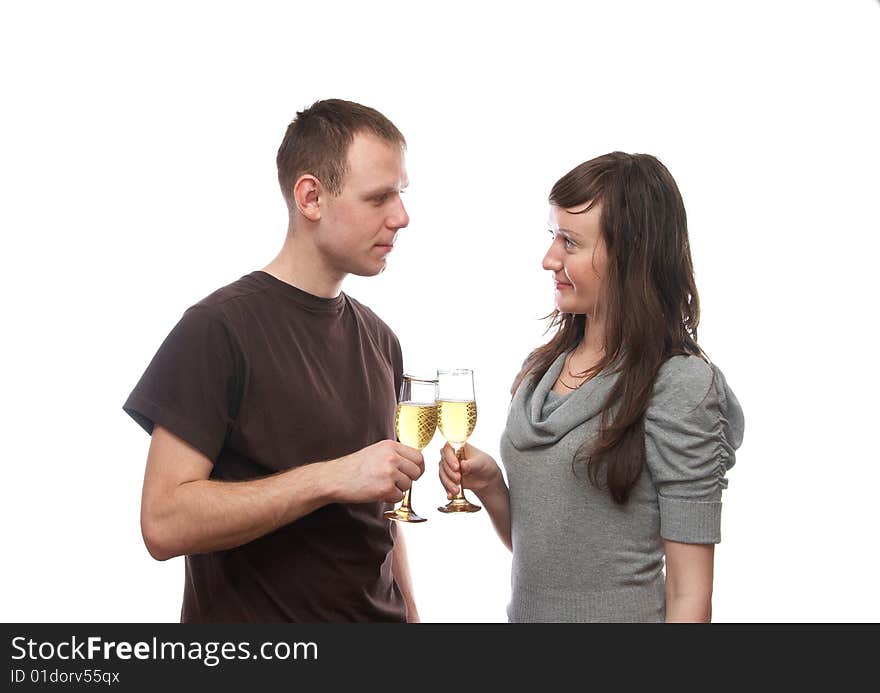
[651,355,741,418]
[653,354,716,405]
[649,355,744,446]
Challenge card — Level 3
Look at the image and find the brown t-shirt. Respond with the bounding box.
[124,271,406,623]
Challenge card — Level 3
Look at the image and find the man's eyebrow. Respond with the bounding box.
[366,183,408,197]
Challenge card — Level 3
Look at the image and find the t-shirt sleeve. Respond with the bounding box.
[644,356,745,544]
[122,304,242,462]
[390,334,404,401]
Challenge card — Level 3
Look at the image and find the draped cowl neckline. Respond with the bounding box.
[506,350,619,451]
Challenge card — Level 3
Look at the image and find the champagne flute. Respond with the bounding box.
[436,368,481,513]
[384,374,438,523]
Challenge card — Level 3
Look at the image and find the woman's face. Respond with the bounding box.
[543,202,609,316]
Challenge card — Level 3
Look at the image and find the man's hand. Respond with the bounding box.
[329,440,425,504]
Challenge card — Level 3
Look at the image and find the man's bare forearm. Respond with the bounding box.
[142,429,422,561]
[142,461,333,560]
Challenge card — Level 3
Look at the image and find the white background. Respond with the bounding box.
[1,0,878,623]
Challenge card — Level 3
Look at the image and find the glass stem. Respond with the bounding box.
[400,488,412,511]
[453,445,467,500]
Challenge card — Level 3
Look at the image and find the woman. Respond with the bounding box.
[439,152,745,622]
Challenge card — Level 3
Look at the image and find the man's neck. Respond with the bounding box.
[262,229,345,299]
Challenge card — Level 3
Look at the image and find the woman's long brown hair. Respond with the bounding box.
[511,152,704,504]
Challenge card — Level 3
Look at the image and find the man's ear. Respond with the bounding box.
[292,174,323,221]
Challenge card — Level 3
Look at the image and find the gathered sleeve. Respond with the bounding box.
[644,356,745,544]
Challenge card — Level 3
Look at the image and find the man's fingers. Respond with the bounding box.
[395,442,425,466]
[386,488,405,503]
[393,471,412,493]
[398,458,423,481]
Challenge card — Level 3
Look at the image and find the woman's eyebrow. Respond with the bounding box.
[556,227,579,237]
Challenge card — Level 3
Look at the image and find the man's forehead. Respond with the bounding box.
[345,133,406,186]
[346,132,405,164]
[346,133,405,170]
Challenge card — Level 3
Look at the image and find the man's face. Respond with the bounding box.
[317,132,410,277]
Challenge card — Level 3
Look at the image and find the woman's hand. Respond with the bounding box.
[438,442,502,499]
[440,442,513,552]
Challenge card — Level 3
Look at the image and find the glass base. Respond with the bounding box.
[437,497,482,513]
[384,507,428,523]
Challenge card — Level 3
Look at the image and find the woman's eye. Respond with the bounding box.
[548,229,575,248]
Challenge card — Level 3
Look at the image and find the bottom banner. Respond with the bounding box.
[2,623,876,689]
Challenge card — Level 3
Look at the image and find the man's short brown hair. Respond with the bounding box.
[276,99,406,206]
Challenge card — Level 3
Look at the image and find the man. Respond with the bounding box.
[123,99,423,622]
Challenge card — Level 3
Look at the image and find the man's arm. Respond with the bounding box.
[664,540,714,622]
[140,425,424,561]
[391,529,419,623]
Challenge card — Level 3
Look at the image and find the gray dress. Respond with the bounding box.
[500,351,745,623]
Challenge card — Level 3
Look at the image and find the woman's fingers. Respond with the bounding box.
[441,443,459,470]
[439,450,462,498]
[438,467,459,497]
[439,459,461,484]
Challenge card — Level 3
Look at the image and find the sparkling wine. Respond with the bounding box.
[395,402,438,450]
[437,399,477,446]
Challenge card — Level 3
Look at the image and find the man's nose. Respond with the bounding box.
[389,195,409,230]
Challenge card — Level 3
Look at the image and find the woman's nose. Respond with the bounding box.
[542,243,561,271]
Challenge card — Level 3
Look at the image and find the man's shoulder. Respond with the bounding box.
[193,272,269,312]
[344,293,399,343]
[166,273,273,342]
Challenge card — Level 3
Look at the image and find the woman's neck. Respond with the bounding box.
[577,315,606,357]
[564,316,606,377]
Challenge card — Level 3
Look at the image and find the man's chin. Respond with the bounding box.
[350,260,387,277]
